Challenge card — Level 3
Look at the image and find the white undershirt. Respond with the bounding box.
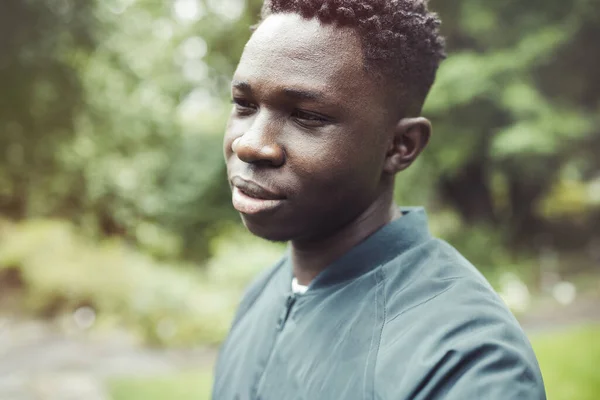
[291,277,308,295]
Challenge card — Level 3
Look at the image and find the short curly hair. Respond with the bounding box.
[258,0,446,116]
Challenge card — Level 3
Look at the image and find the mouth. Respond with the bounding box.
[230,176,286,215]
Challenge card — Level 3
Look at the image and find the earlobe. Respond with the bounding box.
[383,117,431,174]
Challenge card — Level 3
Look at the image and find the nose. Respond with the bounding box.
[232,114,285,167]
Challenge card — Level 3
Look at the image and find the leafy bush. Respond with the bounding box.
[0,218,281,347]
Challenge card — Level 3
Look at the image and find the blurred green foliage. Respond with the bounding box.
[0,217,282,346]
[0,0,599,345]
[419,0,600,252]
[1,0,598,265]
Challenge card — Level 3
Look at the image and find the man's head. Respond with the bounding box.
[261,0,445,116]
[224,0,445,243]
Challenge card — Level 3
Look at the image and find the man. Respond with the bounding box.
[213,0,546,399]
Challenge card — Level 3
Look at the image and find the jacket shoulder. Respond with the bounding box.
[377,239,545,399]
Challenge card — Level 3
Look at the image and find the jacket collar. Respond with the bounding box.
[284,207,432,292]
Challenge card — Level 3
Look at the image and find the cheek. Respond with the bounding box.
[289,135,381,192]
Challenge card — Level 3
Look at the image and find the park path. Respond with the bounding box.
[0,317,217,399]
[0,295,599,399]
[518,294,600,334]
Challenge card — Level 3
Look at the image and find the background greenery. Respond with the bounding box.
[0,0,598,398]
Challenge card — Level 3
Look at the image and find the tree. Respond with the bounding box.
[2,0,598,268]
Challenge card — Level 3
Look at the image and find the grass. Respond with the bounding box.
[109,371,213,400]
[531,324,600,400]
[109,324,600,400]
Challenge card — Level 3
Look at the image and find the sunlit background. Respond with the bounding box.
[0,0,599,398]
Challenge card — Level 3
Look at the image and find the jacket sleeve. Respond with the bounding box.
[409,327,547,399]
[375,281,546,400]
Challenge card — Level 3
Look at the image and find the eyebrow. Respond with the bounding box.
[282,88,323,100]
[232,80,251,91]
[231,80,325,101]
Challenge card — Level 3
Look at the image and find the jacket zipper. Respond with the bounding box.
[253,292,298,399]
[277,293,297,330]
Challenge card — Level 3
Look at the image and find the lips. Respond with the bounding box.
[230,176,286,215]
[231,176,285,200]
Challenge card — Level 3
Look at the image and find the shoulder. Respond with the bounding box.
[381,237,499,319]
[376,239,546,399]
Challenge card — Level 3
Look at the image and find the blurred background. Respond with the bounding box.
[0,0,598,398]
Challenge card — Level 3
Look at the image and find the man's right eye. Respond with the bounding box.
[232,98,257,115]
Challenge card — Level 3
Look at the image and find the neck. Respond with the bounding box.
[290,188,401,286]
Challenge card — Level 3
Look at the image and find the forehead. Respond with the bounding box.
[234,14,377,100]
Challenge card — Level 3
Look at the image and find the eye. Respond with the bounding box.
[232,97,257,116]
[291,109,331,128]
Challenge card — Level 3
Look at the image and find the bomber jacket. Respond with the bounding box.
[213,208,546,400]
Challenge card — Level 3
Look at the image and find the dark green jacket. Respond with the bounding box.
[213,208,546,399]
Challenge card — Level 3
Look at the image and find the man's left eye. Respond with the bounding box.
[291,110,330,128]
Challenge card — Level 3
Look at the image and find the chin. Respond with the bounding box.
[241,215,294,243]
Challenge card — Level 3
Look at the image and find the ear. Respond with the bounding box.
[383,117,431,174]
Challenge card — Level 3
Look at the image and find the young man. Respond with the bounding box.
[213,1,546,399]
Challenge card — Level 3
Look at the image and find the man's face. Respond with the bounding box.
[224,14,394,243]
